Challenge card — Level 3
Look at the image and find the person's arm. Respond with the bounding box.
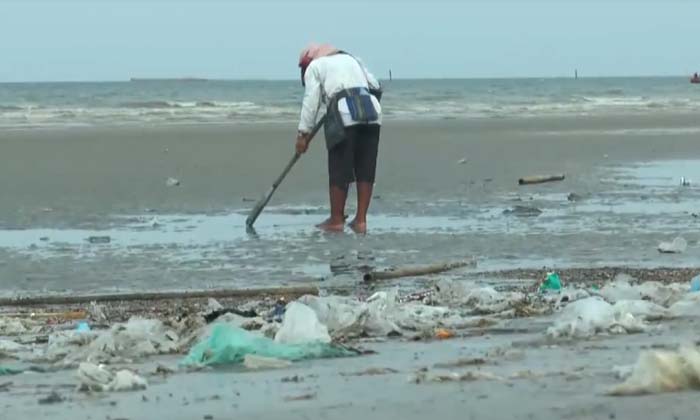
[296,64,324,154]
[298,64,323,134]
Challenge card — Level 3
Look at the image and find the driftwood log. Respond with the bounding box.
[518,174,566,185]
[363,259,476,282]
[0,285,319,307]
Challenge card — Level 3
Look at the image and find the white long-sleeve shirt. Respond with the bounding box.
[298,53,382,133]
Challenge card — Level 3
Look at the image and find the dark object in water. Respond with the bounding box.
[87,236,111,244]
[503,206,543,217]
[204,307,258,323]
[519,174,566,185]
[567,192,589,202]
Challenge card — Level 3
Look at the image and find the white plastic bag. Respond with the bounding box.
[275,302,331,344]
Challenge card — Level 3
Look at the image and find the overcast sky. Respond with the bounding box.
[1,0,698,82]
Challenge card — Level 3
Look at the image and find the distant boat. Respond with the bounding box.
[129,77,208,82]
[692,75,700,84]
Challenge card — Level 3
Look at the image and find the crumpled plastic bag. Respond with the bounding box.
[612,300,670,321]
[46,318,179,365]
[658,236,687,254]
[274,302,331,344]
[77,362,147,392]
[599,277,686,307]
[608,346,700,396]
[180,325,354,367]
[669,292,700,317]
[299,290,456,339]
[0,339,28,355]
[434,280,525,315]
[547,297,646,338]
[0,317,31,336]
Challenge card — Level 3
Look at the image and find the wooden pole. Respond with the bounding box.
[0,286,319,307]
[518,174,566,185]
[363,259,476,282]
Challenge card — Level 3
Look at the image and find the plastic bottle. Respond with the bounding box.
[690,275,700,292]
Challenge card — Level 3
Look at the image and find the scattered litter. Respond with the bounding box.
[690,275,700,292]
[153,364,175,376]
[243,354,292,370]
[181,325,354,367]
[77,362,147,392]
[608,346,700,396]
[669,293,700,317]
[88,302,108,323]
[87,236,111,244]
[518,174,565,185]
[435,328,454,340]
[340,367,399,376]
[274,302,331,345]
[284,393,316,402]
[281,375,303,383]
[546,297,646,338]
[46,318,179,365]
[166,177,180,187]
[0,339,27,354]
[75,321,91,332]
[0,317,29,335]
[411,369,502,384]
[540,272,562,292]
[433,357,486,369]
[38,391,65,405]
[0,366,23,376]
[658,236,687,254]
[458,158,467,165]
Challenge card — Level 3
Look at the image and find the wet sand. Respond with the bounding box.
[2,113,700,294]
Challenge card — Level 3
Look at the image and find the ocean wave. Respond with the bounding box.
[0,105,23,111]
[120,101,181,109]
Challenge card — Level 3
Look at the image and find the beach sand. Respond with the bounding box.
[2,113,700,293]
[3,114,700,419]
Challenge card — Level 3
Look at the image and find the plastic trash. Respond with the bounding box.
[691,276,700,292]
[181,325,354,367]
[540,272,562,292]
[76,321,91,332]
[77,362,147,392]
[243,354,292,370]
[0,365,23,376]
[435,328,454,340]
[608,346,700,396]
[274,302,331,344]
[658,236,687,254]
[546,297,646,338]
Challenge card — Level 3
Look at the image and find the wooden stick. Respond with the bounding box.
[518,174,565,185]
[0,286,319,307]
[363,259,476,282]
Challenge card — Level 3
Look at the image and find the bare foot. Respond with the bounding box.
[316,218,345,232]
[348,219,367,234]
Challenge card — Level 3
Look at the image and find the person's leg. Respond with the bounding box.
[349,124,380,234]
[316,184,347,232]
[319,130,355,232]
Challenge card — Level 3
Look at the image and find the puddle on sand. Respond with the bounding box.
[1,159,699,294]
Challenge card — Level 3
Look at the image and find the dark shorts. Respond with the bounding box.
[328,124,380,187]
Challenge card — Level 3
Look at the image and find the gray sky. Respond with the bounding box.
[1,0,698,82]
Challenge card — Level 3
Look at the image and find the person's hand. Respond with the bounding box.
[295,131,310,154]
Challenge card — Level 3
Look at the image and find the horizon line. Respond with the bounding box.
[0,74,694,84]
